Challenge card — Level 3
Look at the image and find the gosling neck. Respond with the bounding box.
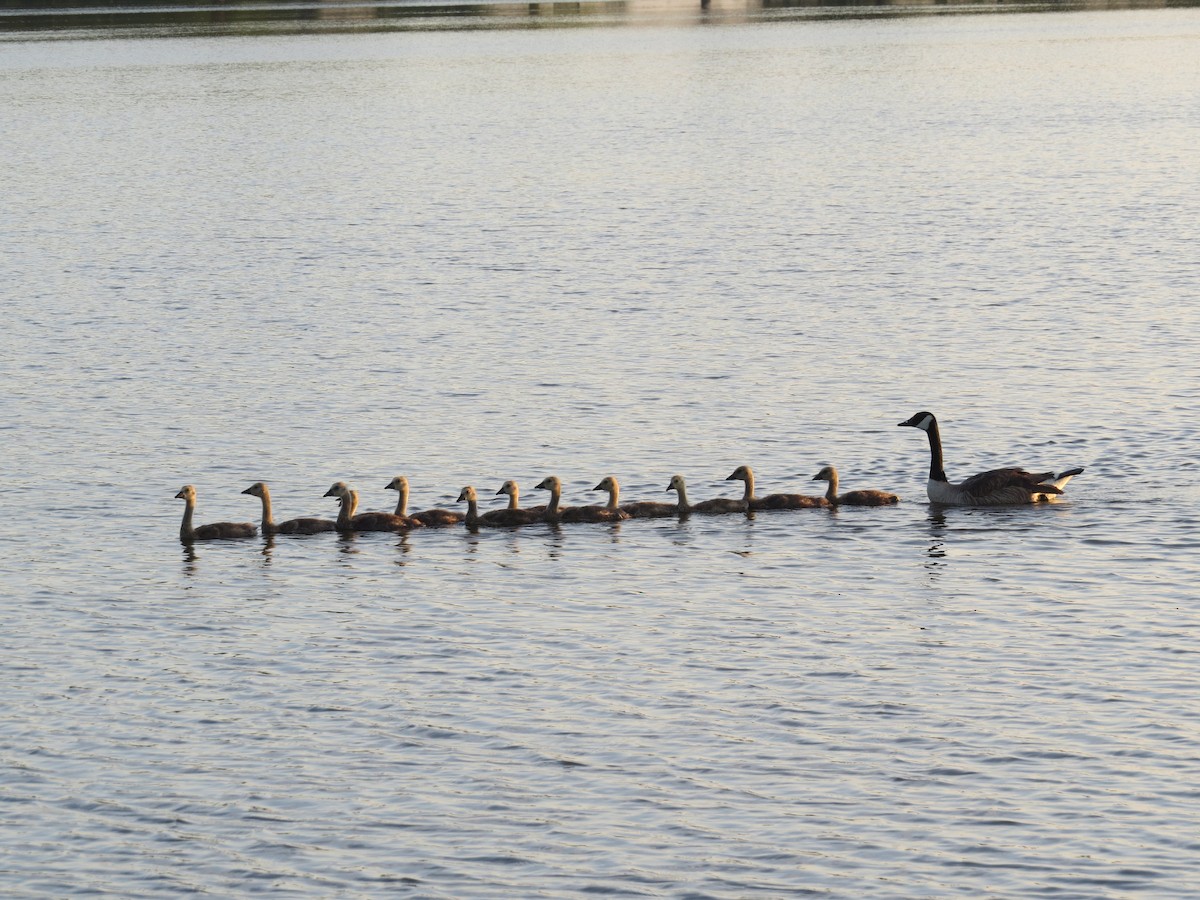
[672,480,689,512]
[823,470,839,504]
[393,481,409,517]
[604,481,619,509]
[258,485,276,532]
[464,495,480,526]
[336,491,353,529]
[545,483,561,515]
[741,470,755,503]
[179,496,196,543]
[506,485,520,510]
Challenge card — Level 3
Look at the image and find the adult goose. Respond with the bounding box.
[175,485,257,543]
[385,476,464,527]
[665,474,745,516]
[810,466,899,507]
[725,465,826,511]
[242,482,336,535]
[323,481,424,531]
[898,411,1084,506]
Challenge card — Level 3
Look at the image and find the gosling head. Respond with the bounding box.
[385,475,408,492]
[323,481,350,500]
[665,474,685,494]
[726,465,752,482]
[535,476,561,492]
[592,476,617,492]
[457,486,476,503]
[496,480,518,497]
[898,411,936,431]
[811,466,836,483]
[175,485,196,501]
[241,482,267,498]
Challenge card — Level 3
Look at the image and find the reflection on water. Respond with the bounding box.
[2,0,1192,37]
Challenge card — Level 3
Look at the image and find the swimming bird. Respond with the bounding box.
[810,466,899,507]
[323,481,424,531]
[605,475,677,519]
[898,411,1084,505]
[385,476,463,527]
[725,465,826,511]
[175,484,257,543]
[456,485,541,527]
[242,482,336,534]
[665,474,745,515]
[533,476,577,524]
[490,480,545,526]
[556,476,629,523]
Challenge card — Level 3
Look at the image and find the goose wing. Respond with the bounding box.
[957,467,1063,499]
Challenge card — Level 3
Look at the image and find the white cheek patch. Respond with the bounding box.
[917,414,934,431]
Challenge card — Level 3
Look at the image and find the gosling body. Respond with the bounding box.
[726,465,827,511]
[242,482,336,534]
[385,476,464,527]
[324,481,424,531]
[175,485,257,543]
[810,466,899,507]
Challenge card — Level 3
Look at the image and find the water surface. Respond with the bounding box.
[2,4,1199,897]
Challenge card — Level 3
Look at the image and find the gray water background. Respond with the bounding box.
[2,3,1199,896]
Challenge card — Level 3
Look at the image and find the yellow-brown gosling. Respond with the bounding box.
[898,411,1084,506]
[385,476,463,527]
[323,481,424,532]
[175,485,257,543]
[456,485,541,527]
[556,476,629,523]
[493,480,546,524]
[533,476,576,524]
[600,474,676,519]
[242,482,336,535]
[726,464,827,511]
[810,466,899,507]
[665,474,745,515]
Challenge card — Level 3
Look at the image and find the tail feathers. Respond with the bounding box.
[1049,467,1084,490]
[1033,483,1065,495]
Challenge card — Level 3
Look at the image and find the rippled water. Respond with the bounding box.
[3,3,1200,896]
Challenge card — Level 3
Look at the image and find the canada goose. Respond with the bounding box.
[605,475,676,519]
[456,485,540,527]
[898,411,1084,505]
[323,481,424,531]
[725,465,826,511]
[555,476,629,523]
[665,474,745,515]
[175,485,257,543]
[810,466,899,507]
[385,476,463,527]
[242,482,336,534]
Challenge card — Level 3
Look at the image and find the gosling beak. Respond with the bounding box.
[724,471,738,481]
[810,473,821,481]
[322,487,339,497]
[591,482,604,491]
[174,489,187,499]
[495,487,506,495]
[241,486,254,494]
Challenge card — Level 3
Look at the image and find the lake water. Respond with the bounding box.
[3,1,1200,896]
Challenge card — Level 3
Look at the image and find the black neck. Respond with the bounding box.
[925,419,948,483]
